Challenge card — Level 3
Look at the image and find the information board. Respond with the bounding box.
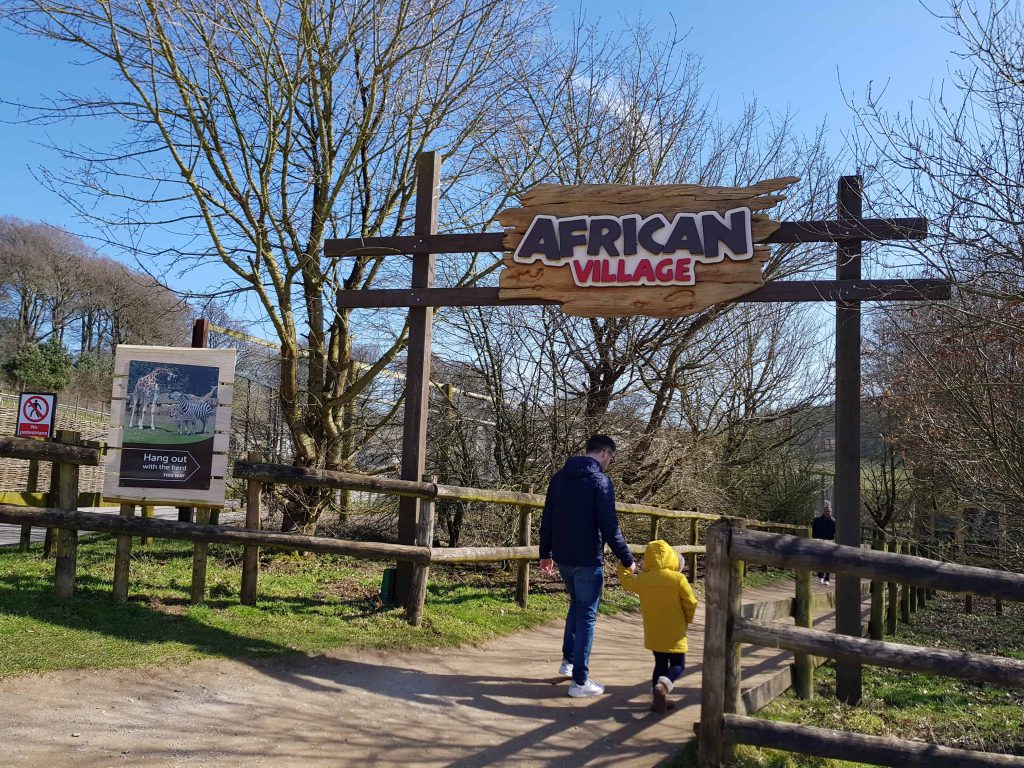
[103,345,235,508]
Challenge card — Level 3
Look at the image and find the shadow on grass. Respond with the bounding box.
[0,571,301,661]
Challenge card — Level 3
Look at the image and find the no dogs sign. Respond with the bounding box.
[16,392,57,438]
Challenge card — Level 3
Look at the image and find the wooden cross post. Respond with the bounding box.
[394,152,440,604]
[178,318,209,524]
[835,175,864,705]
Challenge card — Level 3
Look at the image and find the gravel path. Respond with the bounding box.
[1,582,836,767]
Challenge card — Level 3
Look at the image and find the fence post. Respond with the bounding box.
[190,507,212,605]
[19,458,40,551]
[43,463,57,558]
[792,525,813,699]
[112,503,135,602]
[725,520,746,713]
[913,544,921,618]
[886,539,898,635]
[406,477,436,626]
[900,541,911,624]
[139,505,155,546]
[649,514,660,542]
[53,430,81,599]
[514,485,533,609]
[687,519,698,582]
[913,544,926,608]
[240,451,264,606]
[869,530,885,640]
[699,519,741,767]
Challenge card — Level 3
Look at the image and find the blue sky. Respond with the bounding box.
[0,1,959,297]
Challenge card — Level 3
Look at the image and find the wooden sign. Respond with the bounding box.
[496,178,798,317]
[103,345,235,508]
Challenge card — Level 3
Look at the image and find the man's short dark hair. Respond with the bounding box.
[585,434,616,454]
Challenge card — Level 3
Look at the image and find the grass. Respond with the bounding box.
[122,425,211,445]
[0,534,639,677]
[661,593,1024,767]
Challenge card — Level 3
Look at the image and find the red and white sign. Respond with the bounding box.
[16,392,57,438]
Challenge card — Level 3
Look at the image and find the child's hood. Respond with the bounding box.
[643,539,679,572]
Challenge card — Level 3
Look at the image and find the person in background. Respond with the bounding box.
[540,434,636,698]
[813,501,836,585]
[618,539,698,713]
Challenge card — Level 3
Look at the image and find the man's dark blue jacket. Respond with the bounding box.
[812,514,836,540]
[539,456,634,567]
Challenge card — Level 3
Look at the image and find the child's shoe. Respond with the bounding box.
[652,676,673,713]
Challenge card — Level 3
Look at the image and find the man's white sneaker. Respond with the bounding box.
[558,659,573,677]
[568,679,605,698]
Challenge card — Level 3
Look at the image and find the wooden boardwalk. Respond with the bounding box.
[0,578,852,767]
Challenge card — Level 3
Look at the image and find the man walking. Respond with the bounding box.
[540,434,636,698]
[813,501,836,585]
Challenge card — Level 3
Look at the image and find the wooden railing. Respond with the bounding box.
[698,519,1024,768]
[3,442,811,629]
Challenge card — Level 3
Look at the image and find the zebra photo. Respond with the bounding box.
[169,389,217,435]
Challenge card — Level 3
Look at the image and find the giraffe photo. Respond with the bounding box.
[122,361,220,446]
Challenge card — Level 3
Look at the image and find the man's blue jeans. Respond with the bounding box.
[558,563,604,685]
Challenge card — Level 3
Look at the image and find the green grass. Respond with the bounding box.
[0,535,639,677]
[661,593,1024,767]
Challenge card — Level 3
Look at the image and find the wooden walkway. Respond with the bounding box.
[0,579,853,767]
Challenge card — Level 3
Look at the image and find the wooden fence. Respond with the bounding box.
[1,436,807,627]
[698,519,1024,768]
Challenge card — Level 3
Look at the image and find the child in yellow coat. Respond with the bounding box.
[618,539,698,712]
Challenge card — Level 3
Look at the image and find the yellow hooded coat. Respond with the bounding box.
[618,540,698,654]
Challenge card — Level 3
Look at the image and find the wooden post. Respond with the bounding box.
[395,152,440,604]
[240,451,264,606]
[19,458,40,550]
[687,519,698,582]
[900,542,911,624]
[177,317,208,526]
[908,546,918,615]
[725,520,747,715]
[913,544,926,608]
[190,507,212,605]
[649,515,660,542]
[53,431,81,599]
[995,505,1005,615]
[792,525,813,699]
[869,531,884,640]
[405,476,437,626]
[43,463,57,558]
[699,519,736,766]
[515,486,533,609]
[835,174,864,705]
[886,540,898,635]
[140,504,155,546]
[112,503,135,603]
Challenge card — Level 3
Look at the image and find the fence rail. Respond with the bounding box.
[6,445,810,629]
[698,520,1024,768]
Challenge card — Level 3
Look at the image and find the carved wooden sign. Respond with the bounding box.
[496,178,798,317]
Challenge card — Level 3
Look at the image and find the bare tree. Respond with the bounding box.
[870,295,1024,510]
[852,1,1024,309]
[2,0,549,530]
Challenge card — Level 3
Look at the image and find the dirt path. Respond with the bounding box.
[1,582,838,767]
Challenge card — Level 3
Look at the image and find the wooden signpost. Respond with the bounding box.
[496,178,796,317]
[327,153,948,706]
